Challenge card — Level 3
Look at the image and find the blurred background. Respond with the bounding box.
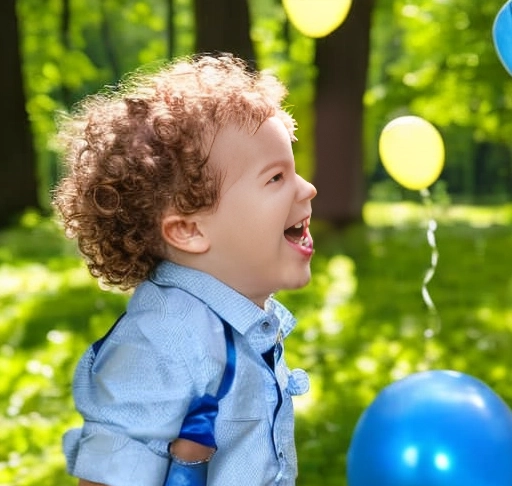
[2,0,512,485]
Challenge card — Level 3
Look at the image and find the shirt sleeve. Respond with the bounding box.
[63,283,226,486]
[63,423,170,486]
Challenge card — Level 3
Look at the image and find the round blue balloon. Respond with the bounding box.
[493,0,512,75]
[347,370,512,486]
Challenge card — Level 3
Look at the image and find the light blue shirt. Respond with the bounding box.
[63,261,309,486]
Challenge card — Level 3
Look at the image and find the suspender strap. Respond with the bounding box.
[177,317,236,447]
[216,319,235,399]
[163,319,236,485]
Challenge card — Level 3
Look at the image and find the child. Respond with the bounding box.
[53,53,317,486]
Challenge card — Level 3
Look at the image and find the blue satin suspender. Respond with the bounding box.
[163,318,236,486]
[173,318,236,448]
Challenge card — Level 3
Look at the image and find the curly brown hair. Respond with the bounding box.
[53,53,297,289]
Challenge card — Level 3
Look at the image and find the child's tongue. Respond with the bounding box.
[284,224,303,243]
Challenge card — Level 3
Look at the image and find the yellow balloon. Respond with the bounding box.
[379,116,445,190]
[282,0,352,38]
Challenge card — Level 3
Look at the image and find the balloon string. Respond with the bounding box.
[419,188,442,340]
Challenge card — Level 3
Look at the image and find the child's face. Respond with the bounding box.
[200,116,317,307]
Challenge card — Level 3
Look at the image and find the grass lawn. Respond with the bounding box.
[1,202,511,486]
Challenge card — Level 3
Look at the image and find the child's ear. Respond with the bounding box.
[161,214,210,254]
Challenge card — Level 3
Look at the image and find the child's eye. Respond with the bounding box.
[268,173,284,184]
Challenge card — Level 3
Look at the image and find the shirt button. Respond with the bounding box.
[262,322,270,331]
[279,452,284,458]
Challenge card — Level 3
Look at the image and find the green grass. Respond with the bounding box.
[2,204,512,486]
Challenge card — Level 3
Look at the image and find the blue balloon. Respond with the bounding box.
[347,370,512,486]
[493,0,512,75]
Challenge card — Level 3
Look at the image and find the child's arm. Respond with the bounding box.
[169,438,215,462]
[163,438,216,486]
[75,440,214,486]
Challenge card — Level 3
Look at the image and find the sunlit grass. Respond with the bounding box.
[1,202,512,486]
[281,200,512,485]
[364,200,512,227]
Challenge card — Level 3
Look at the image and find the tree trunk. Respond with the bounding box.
[194,0,255,66]
[312,0,375,226]
[0,0,39,227]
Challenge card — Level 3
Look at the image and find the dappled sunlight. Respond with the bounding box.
[363,201,430,227]
[2,206,512,486]
[0,217,129,486]
[444,204,512,227]
[0,263,90,297]
[281,201,512,485]
[355,355,378,374]
[364,200,512,228]
[475,303,512,331]
[319,255,358,336]
[293,373,322,415]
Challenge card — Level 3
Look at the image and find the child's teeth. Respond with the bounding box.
[295,222,302,228]
[298,236,310,247]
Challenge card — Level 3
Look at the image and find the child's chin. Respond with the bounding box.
[286,272,312,291]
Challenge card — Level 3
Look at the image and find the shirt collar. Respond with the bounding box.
[150,261,296,336]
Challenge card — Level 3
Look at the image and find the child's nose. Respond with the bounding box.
[297,175,317,201]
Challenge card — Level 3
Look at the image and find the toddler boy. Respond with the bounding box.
[54,53,317,486]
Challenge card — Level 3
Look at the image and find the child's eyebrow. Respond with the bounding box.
[258,160,290,177]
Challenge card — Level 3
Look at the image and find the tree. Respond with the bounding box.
[194,0,255,65]
[0,0,39,226]
[365,0,512,200]
[312,0,376,225]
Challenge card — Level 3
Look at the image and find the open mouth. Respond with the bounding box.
[284,218,313,250]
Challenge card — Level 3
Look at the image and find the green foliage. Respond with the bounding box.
[16,0,512,207]
[16,0,319,210]
[367,0,512,136]
[2,204,512,485]
[0,211,128,486]
[16,0,169,209]
[366,0,512,196]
